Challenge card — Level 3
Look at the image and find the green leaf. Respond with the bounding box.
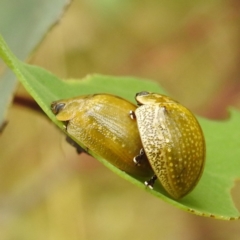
[0,0,71,127]
[1,34,240,220]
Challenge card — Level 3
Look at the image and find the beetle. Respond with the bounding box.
[51,94,153,177]
[130,91,206,199]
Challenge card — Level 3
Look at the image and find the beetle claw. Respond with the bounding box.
[133,148,145,166]
[145,175,157,189]
[129,110,136,120]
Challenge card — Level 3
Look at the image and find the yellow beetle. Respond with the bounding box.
[131,91,206,199]
[51,94,153,177]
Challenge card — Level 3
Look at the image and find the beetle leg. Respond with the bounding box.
[65,136,89,154]
[145,175,157,189]
[133,148,146,166]
[129,110,136,120]
[0,121,8,134]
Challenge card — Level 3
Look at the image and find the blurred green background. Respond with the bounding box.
[1,0,240,239]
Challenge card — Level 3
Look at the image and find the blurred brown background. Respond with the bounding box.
[1,0,240,239]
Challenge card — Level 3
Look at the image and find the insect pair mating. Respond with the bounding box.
[51,91,205,199]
